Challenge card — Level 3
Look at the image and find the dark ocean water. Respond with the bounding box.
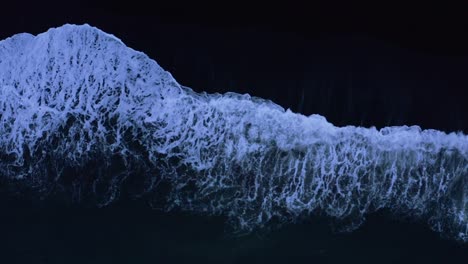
[1,196,467,264]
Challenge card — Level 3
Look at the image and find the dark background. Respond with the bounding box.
[0,1,467,263]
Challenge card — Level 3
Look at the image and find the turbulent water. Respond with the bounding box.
[0,24,467,242]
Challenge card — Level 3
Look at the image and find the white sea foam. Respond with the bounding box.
[0,24,467,241]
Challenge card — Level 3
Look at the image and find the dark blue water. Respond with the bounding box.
[1,196,467,264]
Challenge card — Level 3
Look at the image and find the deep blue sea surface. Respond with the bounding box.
[1,195,467,264]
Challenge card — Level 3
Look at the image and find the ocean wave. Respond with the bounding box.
[0,24,466,242]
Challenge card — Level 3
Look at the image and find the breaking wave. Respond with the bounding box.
[0,24,467,241]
